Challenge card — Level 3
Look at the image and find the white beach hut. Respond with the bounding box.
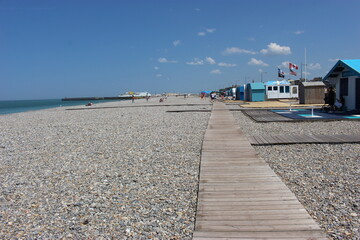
[265,80,298,100]
[323,59,360,111]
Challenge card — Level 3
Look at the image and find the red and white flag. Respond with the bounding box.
[289,62,298,76]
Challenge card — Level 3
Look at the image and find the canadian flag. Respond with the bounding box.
[289,62,298,76]
[289,63,299,70]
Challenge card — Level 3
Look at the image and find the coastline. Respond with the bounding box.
[0,99,128,116]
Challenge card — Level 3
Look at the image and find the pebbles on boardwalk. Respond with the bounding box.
[0,97,211,239]
[233,110,360,240]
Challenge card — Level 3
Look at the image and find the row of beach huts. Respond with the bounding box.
[225,80,325,104]
[213,59,360,111]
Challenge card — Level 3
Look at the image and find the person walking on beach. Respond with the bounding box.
[210,92,216,102]
[327,87,335,112]
[132,95,135,103]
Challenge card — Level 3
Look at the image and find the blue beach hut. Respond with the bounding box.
[236,86,245,100]
[246,82,265,102]
[323,59,360,111]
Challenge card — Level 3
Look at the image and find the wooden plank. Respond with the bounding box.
[193,230,326,238]
[274,135,290,144]
[303,134,323,143]
[197,204,306,211]
[195,224,321,232]
[294,135,308,143]
[252,135,264,145]
[247,136,259,145]
[200,168,277,173]
[195,213,313,221]
[260,135,277,144]
[195,218,317,226]
[319,134,339,143]
[286,134,302,143]
[193,237,328,240]
[257,135,271,145]
[198,194,297,200]
[197,200,302,207]
[330,134,349,142]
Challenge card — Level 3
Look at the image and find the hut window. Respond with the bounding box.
[285,86,290,93]
[280,86,284,93]
[340,78,348,96]
[273,86,278,91]
[267,86,272,91]
[292,87,297,94]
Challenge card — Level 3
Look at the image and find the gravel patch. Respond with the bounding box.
[233,110,360,240]
[0,97,211,239]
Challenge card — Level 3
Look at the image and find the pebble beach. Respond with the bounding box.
[0,96,211,239]
[1,97,359,239]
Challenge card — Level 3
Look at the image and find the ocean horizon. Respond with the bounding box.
[0,99,124,115]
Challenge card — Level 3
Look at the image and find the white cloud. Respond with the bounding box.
[307,63,321,70]
[158,57,177,63]
[328,58,340,62]
[186,58,204,65]
[156,74,162,77]
[260,42,291,55]
[210,69,221,74]
[222,47,257,55]
[205,57,216,64]
[294,30,304,35]
[154,66,159,70]
[218,62,236,67]
[248,58,269,67]
[248,37,256,41]
[198,28,216,36]
[173,40,181,47]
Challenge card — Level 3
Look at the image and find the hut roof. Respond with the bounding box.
[249,82,265,90]
[300,81,325,87]
[265,80,290,86]
[323,59,360,81]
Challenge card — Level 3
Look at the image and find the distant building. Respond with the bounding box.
[265,80,298,100]
[245,82,265,102]
[236,86,245,100]
[298,81,326,104]
[323,59,360,111]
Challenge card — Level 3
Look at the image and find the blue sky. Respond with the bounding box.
[1,0,359,100]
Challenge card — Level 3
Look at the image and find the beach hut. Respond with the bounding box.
[246,82,265,102]
[265,80,298,99]
[298,81,326,104]
[323,59,360,111]
[236,86,245,100]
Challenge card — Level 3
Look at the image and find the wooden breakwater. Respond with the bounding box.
[62,96,133,101]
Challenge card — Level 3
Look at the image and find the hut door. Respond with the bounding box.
[356,78,360,109]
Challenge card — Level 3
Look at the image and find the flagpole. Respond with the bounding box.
[304,48,307,82]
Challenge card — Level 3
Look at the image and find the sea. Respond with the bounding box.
[0,99,123,115]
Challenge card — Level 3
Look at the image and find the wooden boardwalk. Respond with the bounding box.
[193,102,327,240]
[248,134,360,145]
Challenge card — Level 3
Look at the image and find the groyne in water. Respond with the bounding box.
[62,96,133,101]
